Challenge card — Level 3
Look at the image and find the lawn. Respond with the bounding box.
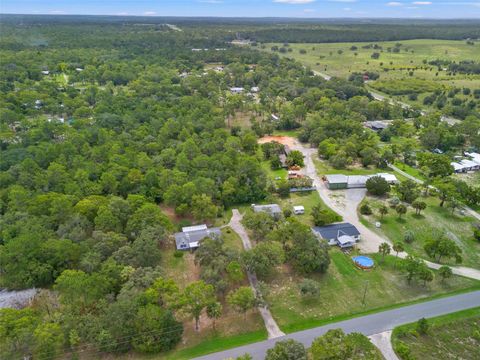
[314,158,386,176]
[392,161,426,181]
[359,195,480,269]
[391,307,480,360]
[266,249,480,333]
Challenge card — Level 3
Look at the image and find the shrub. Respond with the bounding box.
[298,278,320,298]
[389,197,400,208]
[311,204,342,226]
[395,341,413,360]
[173,251,184,258]
[360,203,373,215]
[474,227,480,242]
[416,317,429,335]
[366,176,390,196]
[404,230,415,244]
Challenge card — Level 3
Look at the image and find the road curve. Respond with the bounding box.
[193,290,480,360]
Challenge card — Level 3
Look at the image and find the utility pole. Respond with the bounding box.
[362,280,369,307]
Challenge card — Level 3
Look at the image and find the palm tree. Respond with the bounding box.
[379,205,389,220]
[378,242,391,263]
[392,241,405,268]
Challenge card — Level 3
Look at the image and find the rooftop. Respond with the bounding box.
[313,222,360,240]
[175,227,221,250]
[325,174,348,184]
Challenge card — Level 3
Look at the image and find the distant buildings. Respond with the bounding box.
[451,152,480,173]
[364,120,390,132]
[313,222,361,248]
[324,173,399,190]
[229,87,244,94]
[174,224,221,251]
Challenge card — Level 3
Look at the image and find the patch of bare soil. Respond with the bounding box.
[258,135,297,147]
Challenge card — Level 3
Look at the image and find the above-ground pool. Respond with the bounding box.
[352,256,374,270]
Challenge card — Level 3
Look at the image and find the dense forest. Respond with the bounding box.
[1,15,480,360]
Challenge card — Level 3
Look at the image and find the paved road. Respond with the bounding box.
[194,290,480,360]
[228,210,285,339]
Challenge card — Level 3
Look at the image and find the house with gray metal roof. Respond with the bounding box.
[312,222,361,248]
[174,225,221,251]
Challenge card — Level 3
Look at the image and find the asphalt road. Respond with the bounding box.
[194,290,480,360]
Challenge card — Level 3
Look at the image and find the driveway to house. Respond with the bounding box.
[228,210,285,339]
[290,138,480,279]
[194,290,480,360]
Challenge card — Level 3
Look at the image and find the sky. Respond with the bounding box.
[1,0,479,18]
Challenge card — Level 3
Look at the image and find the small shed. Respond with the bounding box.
[252,204,282,217]
[293,205,305,215]
[325,174,348,190]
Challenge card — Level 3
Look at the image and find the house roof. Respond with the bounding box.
[182,224,208,233]
[375,173,399,183]
[325,174,348,184]
[451,162,464,171]
[465,152,480,165]
[347,175,369,187]
[175,227,221,250]
[313,222,360,240]
[460,159,479,168]
[252,204,282,214]
[337,235,355,246]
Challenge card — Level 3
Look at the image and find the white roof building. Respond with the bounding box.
[230,87,244,94]
[465,152,480,165]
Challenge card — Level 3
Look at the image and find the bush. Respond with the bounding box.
[416,317,429,335]
[404,230,415,244]
[395,340,413,360]
[311,204,342,226]
[366,176,390,196]
[474,227,480,242]
[283,209,292,218]
[389,197,400,208]
[298,278,320,298]
[173,251,184,258]
[360,203,373,215]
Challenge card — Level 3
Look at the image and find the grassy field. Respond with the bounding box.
[359,195,480,269]
[262,39,480,81]
[260,39,480,112]
[266,249,480,333]
[391,307,480,360]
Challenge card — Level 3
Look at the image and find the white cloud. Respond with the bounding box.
[116,12,129,15]
[412,1,432,4]
[273,0,316,4]
[143,11,157,15]
[50,10,66,14]
[386,1,403,6]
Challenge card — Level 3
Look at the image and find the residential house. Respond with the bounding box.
[174,224,221,251]
[312,222,361,248]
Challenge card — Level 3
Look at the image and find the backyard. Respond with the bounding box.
[266,249,480,333]
[391,307,480,360]
[359,195,480,269]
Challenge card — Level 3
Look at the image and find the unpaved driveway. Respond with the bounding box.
[369,331,399,360]
[229,209,285,339]
[270,136,480,279]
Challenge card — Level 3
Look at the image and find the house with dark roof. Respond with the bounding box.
[312,222,361,248]
[174,224,221,251]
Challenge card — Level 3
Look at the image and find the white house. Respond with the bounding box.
[230,87,244,94]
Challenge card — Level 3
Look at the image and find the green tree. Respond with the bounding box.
[412,200,427,215]
[378,242,391,263]
[226,261,244,285]
[33,323,63,360]
[366,176,390,196]
[206,301,222,331]
[298,278,320,298]
[181,281,216,331]
[242,211,276,241]
[438,265,453,283]
[311,204,342,226]
[191,194,219,223]
[133,304,183,353]
[395,204,407,219]
[424,237,462,263]
[241,242,285,277]
[379,205,389,219]
[286,150,304,167]
[227,286,256,319]
[265,339,307,360]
